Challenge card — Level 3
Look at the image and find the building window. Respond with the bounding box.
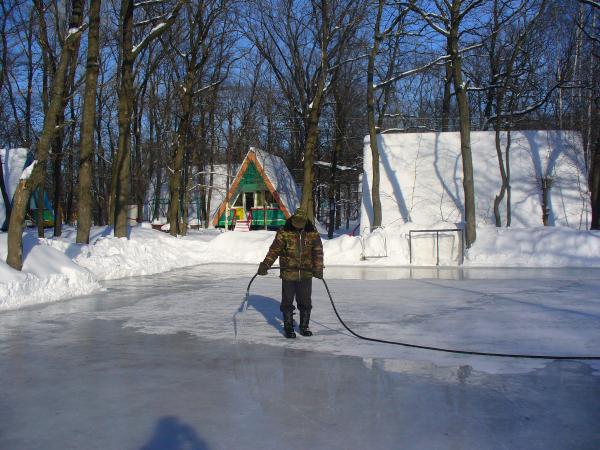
[265,190,275,206]
[255,191,264,207]
[233,192,243,207]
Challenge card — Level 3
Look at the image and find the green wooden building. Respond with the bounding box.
[212,148,300,230]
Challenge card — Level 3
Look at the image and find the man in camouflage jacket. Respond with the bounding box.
[258,207,324,338]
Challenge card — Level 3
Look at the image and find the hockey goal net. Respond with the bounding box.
[408,228,464,266]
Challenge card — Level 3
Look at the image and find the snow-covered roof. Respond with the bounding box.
[360,130,590,232]
[211,148,300,226]
[1,148,29,227]
[251,147,300,217]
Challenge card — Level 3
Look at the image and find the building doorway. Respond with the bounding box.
[245,192,254,211]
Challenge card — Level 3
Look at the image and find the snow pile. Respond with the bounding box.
[195,229,275,265]
[324,222,600,268]
[47,225,222,280]
[2,222,600,312]
[361,130,590,231]
[467,226,600,267]
[0,233,100,310]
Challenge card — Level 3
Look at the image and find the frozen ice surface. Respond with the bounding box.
[1,265,599,450]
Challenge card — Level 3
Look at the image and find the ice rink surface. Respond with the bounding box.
[1,265,599,450]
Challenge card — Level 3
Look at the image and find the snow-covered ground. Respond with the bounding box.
[1,223,600,310]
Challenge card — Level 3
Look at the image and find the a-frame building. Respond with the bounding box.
[212,148,300,230]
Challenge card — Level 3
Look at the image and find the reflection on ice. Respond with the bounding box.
[1,310,599,450]
[324,265,600,281]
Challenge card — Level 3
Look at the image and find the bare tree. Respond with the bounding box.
[575,0,600,228]
[410,0,485,248]
[247,0,365,219]
[6,0,84,270]
[109,0,184,238]
[167,0,228,236]
[474,0,548,227]
[366,1,407,230]
[76,0,102,244]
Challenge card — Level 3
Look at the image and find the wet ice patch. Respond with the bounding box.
[73,267,600,376]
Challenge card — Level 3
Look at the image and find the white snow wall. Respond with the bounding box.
[360,130,590,232]
[1,148,29,227]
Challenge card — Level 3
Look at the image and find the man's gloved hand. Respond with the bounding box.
[258,262,269,276]
[313,269,323,279]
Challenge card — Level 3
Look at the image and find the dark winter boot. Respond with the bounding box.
[299,310,313,337]
[283,311,296,339]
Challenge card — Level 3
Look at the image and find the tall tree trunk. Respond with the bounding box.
[52,20,82,237]
[441,50,453,132]
[181,150,191,236]
[300,0,330,221]
[328,89,345,239]
[327,138,340,239]
[65,103,76,224]
[590,136,600,229]
[77,0,101,244]
[301,108,321,219]
[366,0,384,230]
[132,99,143,223]
[111,0,135,237]
[6,0,84,270]
[168,74,195,236]
[449,7,476,248]
[110,0,182,237]
[205,105,217,229]
[24,9,35,147]
[52,120,65,237]
[96,103,107,226]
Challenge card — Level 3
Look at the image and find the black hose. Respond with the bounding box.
[249,268,600,360]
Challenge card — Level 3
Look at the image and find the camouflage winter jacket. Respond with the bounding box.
[262,219,324,281]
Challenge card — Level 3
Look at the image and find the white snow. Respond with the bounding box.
[1,133,599,316]
[1,148,29,226]
[361,130,590,231]
[250,147,300,217]
[0,233,100,310]
[132,22,167,54]
[314,160,355,171]
[19,160,36,180]
[1,222,599,311]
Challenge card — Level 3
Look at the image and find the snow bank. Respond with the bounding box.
[467,226,600,267]
[325,222,600,268]
[62,226,213,280]
[2,222,600,311]
[195,230,274,264]
[0,233,100,310]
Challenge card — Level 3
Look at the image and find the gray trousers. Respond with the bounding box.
[280,279,312,313]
